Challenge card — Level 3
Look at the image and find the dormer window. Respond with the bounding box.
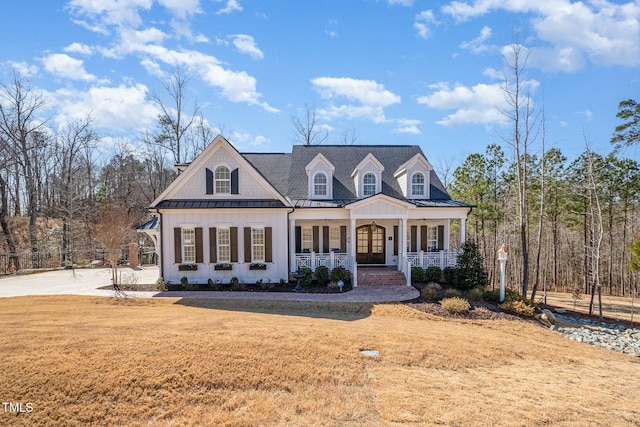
[363,173,376,196]
[314,172,327,196]
[411,173,425,196]
[215,166,231,193]
[305,153,335,200]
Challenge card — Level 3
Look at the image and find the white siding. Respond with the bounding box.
[162,209,289,284]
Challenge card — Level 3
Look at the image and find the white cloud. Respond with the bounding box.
[157,0,201,19]
[388,0,414,6]
[9,61,38,77]
[229,34,264,59]
[460,25,492,53]
[417,81,514,127]
[442,0,640,70]
[42,53,96,82]
[216,0,242,15]
[66,0,153,30]
[49,83,159,131]
[414,10,437,39]
[393,119,422,134]
[63,42,94,55]
[311,77,401,123]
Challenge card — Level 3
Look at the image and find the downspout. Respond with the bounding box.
[158,210,164,280]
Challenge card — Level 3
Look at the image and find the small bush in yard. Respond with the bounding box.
[444,288,460,298]
[421,287,438,301]
[500,300,536,317]
[440,297,471,314]
[468,287,484,301]
[315,265,330,286]
[330,266,348,283]
[411,266,424,283]
[424,266,442,283]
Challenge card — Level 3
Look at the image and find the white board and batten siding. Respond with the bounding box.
[164,209,289,284]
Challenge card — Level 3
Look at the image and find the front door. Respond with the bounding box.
[356,224,385,264]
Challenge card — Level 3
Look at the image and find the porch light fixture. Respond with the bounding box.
[497,245,508,303]
[370,220,377,231]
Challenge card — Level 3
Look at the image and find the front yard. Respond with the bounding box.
[1,295,639,426]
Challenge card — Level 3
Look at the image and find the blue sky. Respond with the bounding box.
[1,0,639,168]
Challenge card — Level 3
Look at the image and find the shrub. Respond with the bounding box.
[279,278,287,286]
[230,276,245,291]
[500,300,536,317]
[440,297,470,315]
[180,276,188,287]
[156,277,167,292]
[421,287,438,301]
[315,265,330,286]
[207,278,222,290]
[454,241,489,290]
[425,266,442,283]
[485,288,529,303]
[468,287,484,301]
[300,267,313,287]
[442,266,456,285]
[411,266,424,283]
[330,266,348,283]
[444,288,461,298]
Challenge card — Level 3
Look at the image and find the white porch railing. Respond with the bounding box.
[406,250,459,269]
[295,252,352,272]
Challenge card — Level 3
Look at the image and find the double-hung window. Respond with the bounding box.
[182,228,196,263]
[314,173,327,197]
[363,173,376,196]
[252,228,265,262]
[217,228,230,262]
[215,166,231,193]
[301,227,313,252]
[411,173,425,196]
[329,226,340,252]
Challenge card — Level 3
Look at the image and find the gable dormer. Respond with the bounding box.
[305,153,335,200]
[351,153,384,198]
[393,153,432,199]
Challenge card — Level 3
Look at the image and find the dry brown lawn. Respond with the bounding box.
[0,296,639,426]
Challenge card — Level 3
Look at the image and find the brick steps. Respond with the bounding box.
[357,268,407,286]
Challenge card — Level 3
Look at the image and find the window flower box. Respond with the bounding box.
[178,263,198,271]
[249,263,267,271]
[214,263,233,271]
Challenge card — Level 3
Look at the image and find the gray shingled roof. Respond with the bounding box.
[154,200,287,209]
[245,145,454,202]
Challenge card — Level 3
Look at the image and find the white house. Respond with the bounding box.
[139,135,472,286]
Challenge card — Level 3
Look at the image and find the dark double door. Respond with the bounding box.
[356,224,385,264]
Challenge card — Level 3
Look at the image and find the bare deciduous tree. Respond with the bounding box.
[291,104,329,145]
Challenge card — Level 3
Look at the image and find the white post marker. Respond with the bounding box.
[498,245,508,303]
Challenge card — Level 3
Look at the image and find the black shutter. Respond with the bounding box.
[265,227,273,262]
[244,227,251,262]
[230,227,238,262]
[206,168,213,194]
[295,226,302,253]
[340,226,347,253]
[410,226,417,252]
[322,226,329,253]
[421,226,428,251]
[438,225,444,250]
[393,225,398,256]
[195,228,203,263]
[209,228,217,263]
[174,228,182,263]
[231,168,239,194]
[312,226,319,253]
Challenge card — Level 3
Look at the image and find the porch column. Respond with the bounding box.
[444,219,450,250]
[460,217,466,247]
[350,217,357,287]
[399,218,407,272]
[289,218,296,272]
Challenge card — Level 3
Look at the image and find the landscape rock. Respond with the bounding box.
[549,313,640,357]
[90,260,103,267]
